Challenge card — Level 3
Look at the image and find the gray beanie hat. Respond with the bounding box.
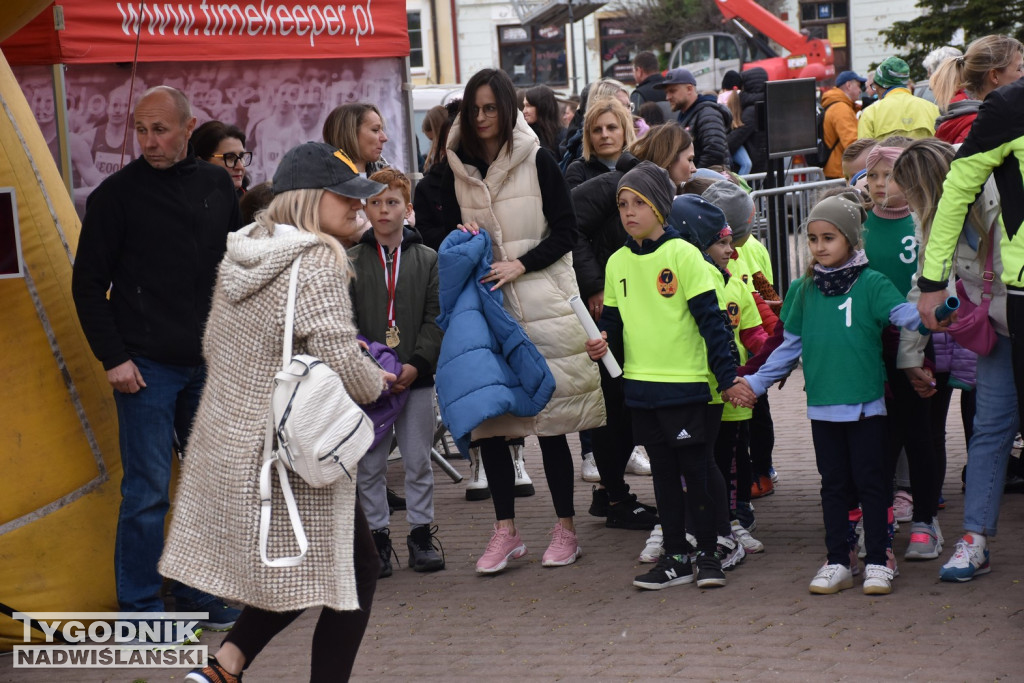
[617,161,676,226]
[806,193,867,248]
[702,180,755,243]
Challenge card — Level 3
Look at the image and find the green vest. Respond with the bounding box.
[863,212,918,297]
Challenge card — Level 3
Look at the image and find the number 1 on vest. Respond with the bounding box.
[838,297,852,327]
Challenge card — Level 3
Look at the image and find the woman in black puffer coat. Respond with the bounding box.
[737,67,769,174]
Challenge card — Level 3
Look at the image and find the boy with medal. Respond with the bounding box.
[349,169,445,576]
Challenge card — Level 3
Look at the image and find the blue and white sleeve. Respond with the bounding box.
[745,330,803,396]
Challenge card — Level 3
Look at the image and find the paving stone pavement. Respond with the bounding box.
[4,368,1023,682]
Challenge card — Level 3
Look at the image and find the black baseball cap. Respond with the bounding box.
[272,142,385,199]
[654,68,697,89]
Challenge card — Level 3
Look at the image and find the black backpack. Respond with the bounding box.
[812,102,839,167]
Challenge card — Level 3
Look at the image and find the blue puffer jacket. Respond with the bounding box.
[434,229,556,448]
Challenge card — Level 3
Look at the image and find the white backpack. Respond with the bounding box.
[259,255,375,567]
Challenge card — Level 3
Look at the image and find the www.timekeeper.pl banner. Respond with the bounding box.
[2,0,409,65]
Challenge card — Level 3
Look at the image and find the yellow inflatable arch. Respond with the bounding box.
[0,2,123,649]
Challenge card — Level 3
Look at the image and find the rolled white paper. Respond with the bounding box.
[569,295,622,378]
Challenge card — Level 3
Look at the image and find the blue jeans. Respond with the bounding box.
[964,334,1018,536]
[113,357,211,612]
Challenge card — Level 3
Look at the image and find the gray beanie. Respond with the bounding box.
[806,193,867,248]
[617,161,676,226]
[702,180,755,243]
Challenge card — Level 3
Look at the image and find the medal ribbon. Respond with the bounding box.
[377,243,401,329]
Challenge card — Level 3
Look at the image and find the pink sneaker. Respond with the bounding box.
[476,525,527,574]
[541,523,582,567]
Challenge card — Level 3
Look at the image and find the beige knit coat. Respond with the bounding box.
[446,114,605,438]
[160,223,383,612]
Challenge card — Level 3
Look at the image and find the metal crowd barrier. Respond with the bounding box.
[741,166,829,193]
[746,173,848,296]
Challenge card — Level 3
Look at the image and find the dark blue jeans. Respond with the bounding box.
[112,357,211,612]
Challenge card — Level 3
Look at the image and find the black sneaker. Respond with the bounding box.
[407,524,446,572]
[387,488,406,512]
[633,554,694,590]
[695,550,727,588]
[372,528,396,578]
[606,499,659,530]
[588,486,609,517]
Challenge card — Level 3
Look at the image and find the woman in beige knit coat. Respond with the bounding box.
[160,142,394,683]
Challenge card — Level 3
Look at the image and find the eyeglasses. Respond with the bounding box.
[211,151,252,168]
[470,104,499,118]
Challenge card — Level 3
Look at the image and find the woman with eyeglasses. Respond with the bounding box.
[438,68,605,574]
[192,120,250,195]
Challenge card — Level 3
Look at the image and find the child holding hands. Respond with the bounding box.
[587,162,753,590]
[736,194,922,595]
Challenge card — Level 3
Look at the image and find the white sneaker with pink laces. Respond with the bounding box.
[541,523,582,567]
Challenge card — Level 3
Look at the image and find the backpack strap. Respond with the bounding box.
[259,253,310,568]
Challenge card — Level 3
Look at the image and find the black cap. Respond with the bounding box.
[272,142,386,199]
[654,68,697,89]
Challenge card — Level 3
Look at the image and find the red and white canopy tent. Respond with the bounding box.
[2,0,413,205]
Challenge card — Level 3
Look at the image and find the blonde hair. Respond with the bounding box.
[581,98,635,161]
[891,137,989,254]
[254,188,350,270]
[587,79,630,110]
[931,34,1024,111]
[725,90,743,129]
[628,123,693,168]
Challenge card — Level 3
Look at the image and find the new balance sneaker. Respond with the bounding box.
[639,524,664,563]
[695,551,727,588]
[633,554,693,590]
[769,466,779,483]
[476,525,528,574]
[939,534,991,582]
[808,563,853,594]
[465,446,490,501]
[904,521,942,560]
[511,443,535,497]
[863,563,894,595]
[893,491,914,523]
[750,475,774,499]
[589,486,609,517]
[407,524,446,572]
[581,452,600,482]
[625,446,652,475]
[372,528,396,578]
[541,523,582,567]
[717,535,746,570]
[606,498,659,530]
[185,656,243,683]
[731,520,764,553]
[735,501,756,532]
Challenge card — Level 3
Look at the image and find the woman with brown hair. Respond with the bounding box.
[322,102,390,174]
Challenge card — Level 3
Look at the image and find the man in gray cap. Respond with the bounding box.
[655,68,731,168]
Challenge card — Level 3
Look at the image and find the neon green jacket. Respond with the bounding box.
[919,79,1023,291]
[857,88,939,141]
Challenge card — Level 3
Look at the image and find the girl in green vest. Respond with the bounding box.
[736,194,922,596]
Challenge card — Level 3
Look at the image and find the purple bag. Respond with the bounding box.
[948,228,997,356]
[357,335,409,450]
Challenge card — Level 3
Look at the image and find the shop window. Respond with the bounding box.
[598,18,643,83]
[498,24,567,86]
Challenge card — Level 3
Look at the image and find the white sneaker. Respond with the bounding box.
[465,446,490,501]
[581,452,600,482]
[511,443,535,497]
[893,490,914,523]
[731,520,764,553]
[625,446,652,475]
[808,563,853,594]
[863,563,894,594]
[717,535,746,570]
[639,524,664,563]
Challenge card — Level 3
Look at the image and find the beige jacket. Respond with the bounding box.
[446,114,604,438]
[160,223,383,612]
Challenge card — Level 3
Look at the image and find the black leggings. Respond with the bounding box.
[884,354,939,524]
[480,434,576,520]
[713,420,751,535]
[749,394,775,477]
[590,369,635,502]
[223,503,379,682]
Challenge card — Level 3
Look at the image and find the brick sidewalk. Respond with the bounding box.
[4,368,1023,682]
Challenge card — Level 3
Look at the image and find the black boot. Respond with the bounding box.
[387,487,406,513]
[407,525,446,572]
[372,528,395,578]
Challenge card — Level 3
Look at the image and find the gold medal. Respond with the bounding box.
[385,326,400,348]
